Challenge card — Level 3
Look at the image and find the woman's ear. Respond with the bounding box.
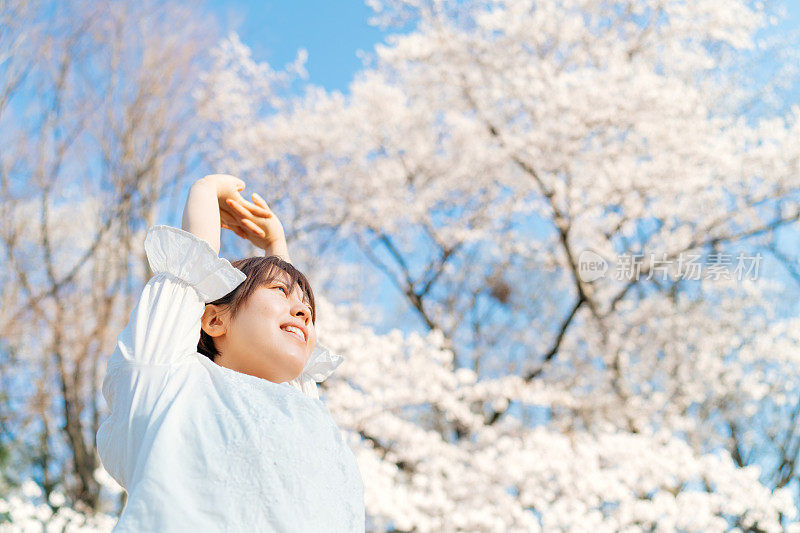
[201,304,228,338]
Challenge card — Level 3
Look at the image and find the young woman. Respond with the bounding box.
[96,174,365,531]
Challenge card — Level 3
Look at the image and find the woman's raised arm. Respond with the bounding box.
[181,174,245,254]
[221,189,292,263]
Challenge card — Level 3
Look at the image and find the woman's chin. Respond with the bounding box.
[281,353,307,381]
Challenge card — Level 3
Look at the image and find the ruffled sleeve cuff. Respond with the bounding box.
[288,342,345,399]
[303,342,344,382]
[144,225,246,303]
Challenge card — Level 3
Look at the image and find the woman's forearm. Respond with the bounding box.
[264,239,291,263]
[181,178,221,254]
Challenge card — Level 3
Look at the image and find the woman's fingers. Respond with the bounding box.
[251,193,272,216]
[225,198,272,229]
[221,217,246,238]
[240,218,266,237]
[225,219,248,239]
[223,198,271,241]
[220,209,241,229]
[220,209,256,242]
[222,223,247,240]
[230,225,247,239]
[225,198,254,218]
[232,193,270,217]
[220,208,236,223]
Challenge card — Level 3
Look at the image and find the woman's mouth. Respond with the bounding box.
[280,324,306,343]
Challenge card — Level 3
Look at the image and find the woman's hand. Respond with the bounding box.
[199,174,257,227]
[223,191,291,263]
[197,175,271,237]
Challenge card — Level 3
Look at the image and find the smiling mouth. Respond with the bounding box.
[280,326,306,343]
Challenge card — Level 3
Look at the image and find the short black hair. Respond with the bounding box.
[197,256,315,361]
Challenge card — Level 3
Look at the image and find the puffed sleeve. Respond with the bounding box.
[109,225,245,370]
[97,225,245,488]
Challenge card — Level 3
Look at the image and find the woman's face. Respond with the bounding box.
[213,270,316,383]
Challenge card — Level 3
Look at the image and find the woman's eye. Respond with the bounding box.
[274,285,288,295]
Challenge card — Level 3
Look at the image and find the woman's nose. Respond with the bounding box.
[292,302,310,323]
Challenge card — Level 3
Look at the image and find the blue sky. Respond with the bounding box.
[207,0,800,94]
[207,0,388,92]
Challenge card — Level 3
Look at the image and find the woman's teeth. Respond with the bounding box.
[281,325,304,342]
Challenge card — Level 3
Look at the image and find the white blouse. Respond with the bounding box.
[96,225,365,532]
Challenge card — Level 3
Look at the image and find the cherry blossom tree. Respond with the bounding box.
[0,474,120,532]
[0,0,215,515]
[197,0,800,530]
